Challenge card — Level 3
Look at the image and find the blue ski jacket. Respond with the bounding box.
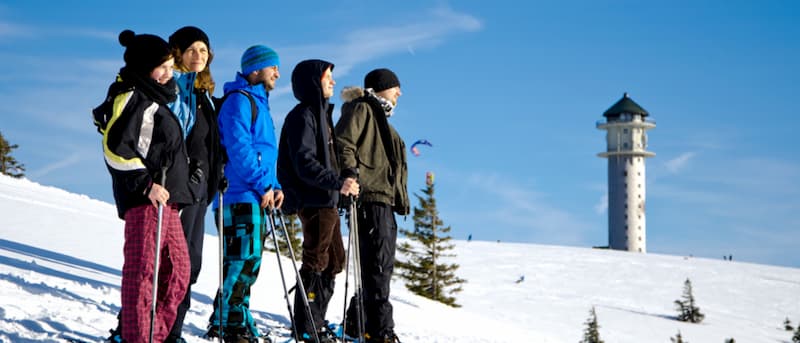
[215,72,281,207]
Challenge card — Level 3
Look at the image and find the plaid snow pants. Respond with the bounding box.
[209,202,265,337]
[121,204,190,343]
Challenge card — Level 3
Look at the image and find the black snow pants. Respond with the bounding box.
[347,202,397,338]
[169,200,207,340]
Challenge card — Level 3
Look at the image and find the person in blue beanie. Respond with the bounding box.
[205,44,283,342]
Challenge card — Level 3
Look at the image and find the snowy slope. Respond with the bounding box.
[1,173,798,342]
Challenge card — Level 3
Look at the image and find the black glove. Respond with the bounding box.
[189,160,205,184]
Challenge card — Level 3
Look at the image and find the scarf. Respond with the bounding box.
[119,67,177,106]
[365,88,395,117]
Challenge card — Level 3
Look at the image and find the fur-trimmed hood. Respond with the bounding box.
[340,86,395,116]
[340,86,365,103]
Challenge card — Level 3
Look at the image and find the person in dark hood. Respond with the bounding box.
[93,29,191,343]
[277,59,359,342]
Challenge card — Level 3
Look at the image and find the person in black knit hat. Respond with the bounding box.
[94,29,191,343]
[335,68,408,343]
[165,25,225,343]
[104,27,223,343]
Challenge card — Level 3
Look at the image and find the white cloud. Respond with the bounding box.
[0,18,115,41]
[594,194,607,214]
[664,152,696,173]
[278,6,482,77]
[0,20,33,38]
[465,172,592,244]
[29,152,83,179]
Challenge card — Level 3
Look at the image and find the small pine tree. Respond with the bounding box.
[674,278,705,323]
[0,131,25,178]
[396,182,466,307]
[264,213,302,260]
[670,330,687,343]
[579,307,604,343]
[793,324,800,343]
[786,317,795,331]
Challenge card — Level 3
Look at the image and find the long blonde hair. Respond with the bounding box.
[172,47,216,95]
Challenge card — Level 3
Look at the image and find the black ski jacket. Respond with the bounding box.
[96,71,192,219]
[277,59,347,214]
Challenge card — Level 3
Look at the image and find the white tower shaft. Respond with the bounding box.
[597,94,655,253]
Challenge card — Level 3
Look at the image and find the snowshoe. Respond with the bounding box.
[106,328,123,343]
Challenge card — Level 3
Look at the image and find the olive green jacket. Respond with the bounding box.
[335,86,409,215]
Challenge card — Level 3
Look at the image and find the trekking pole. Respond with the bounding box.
[148,168,167,343]
[341,202,353,340]
[265,208,301,343]
[349,197,366,343]
[275,209,320,343]
[217,190,224,343]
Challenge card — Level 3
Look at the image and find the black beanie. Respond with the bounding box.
[168,26,210,53]
[119,30,171,73]
[364,68,400,92]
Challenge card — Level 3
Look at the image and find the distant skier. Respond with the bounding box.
[467,234,472,242]
[515,275,525,284]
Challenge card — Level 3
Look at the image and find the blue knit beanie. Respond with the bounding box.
[241,45,279,75]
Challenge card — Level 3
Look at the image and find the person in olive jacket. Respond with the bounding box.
[335,68,409,343]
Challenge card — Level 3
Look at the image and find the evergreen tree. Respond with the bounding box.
[579,307,604,343]
[0,131,25,178]
[264,213,302,260]
[396,182,466,307]
[670,330,687,343]
[793,324,800,343]
[674,278,705,323]
[786,317,794,331]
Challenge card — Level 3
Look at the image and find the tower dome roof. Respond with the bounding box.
[603,93,649,118]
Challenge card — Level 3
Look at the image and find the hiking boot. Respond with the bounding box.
[299,330,338,343]
[365,330,401,343]
[164,336,187,343]
[223,334,262,343]
[204,325,221,340]
[106,328,124,343]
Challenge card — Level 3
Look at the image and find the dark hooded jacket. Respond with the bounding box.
[94,67,192,219]
[277,59,348,214]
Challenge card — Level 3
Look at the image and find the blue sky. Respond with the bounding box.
[1,1,798,267]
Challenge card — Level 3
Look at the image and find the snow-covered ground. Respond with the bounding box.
[1,173,798,342]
